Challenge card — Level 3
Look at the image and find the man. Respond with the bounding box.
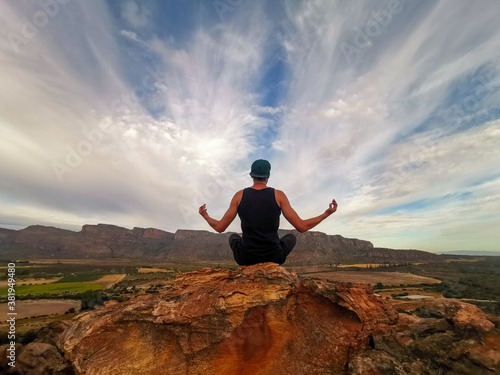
[199,159,338,266]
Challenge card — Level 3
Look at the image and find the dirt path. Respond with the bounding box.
[90,274,126,289]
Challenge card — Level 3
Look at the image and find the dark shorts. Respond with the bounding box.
[229,233,297,266]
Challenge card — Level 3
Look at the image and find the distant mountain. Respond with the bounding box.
[0,224,440,264]
[439,250,500,256]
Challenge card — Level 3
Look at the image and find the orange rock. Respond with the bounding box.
[53,263,396,374]
[9,263,493,375]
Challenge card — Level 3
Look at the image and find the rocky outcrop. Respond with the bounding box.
[369,247,441,261]
[0,342,72,375]
[351,299,500,374]
[0,228,15,240]
[283,231,439,263]
[3,225,75,256]
[0,224,175,259]
[0,224,440,263]
[57,263,399,374]
[78,224,175,258]
[4,263,498,375]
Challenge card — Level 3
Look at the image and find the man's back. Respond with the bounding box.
[237,187,281,257]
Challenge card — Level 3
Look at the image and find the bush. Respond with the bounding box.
[410,307,444,319]
[0,331,10,345]
[20,330,39,345]
[80,290,109,311]
[391,292,409,299]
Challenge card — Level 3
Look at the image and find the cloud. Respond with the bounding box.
[253,105,284,115]
[342,173,500,252]
[0,0,274,233]
[0,0,499,252]
[342,120,500,215]
[262,0,500,251]
[121,1,149,28]
[120,30,142,43]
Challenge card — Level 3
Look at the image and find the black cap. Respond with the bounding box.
[249,159,271,178]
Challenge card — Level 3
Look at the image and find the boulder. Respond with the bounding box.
[0,342,72,375]
[5,263,498,374]
[56,263,397,374]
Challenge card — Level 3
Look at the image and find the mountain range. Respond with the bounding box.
[0,224,441,264]
[439,250,500,256]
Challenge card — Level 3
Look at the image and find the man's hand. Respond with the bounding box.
[198,192,241,233]
[199,204,208,218]
[324,199,338,216]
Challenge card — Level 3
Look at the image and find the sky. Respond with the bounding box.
[1,0,499,253]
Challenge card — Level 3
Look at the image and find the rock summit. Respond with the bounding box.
[3,263,499,374]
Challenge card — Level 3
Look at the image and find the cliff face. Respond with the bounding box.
[78,224,175,258]
[0,224,175,258]
[0,224,440,263]
[5,263,498,375]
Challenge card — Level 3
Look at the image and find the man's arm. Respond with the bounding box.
[199,190,242,233]
[275,190,337,233]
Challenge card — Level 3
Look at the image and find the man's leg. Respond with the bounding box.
[229,234,265,266]
[278,234,297,264]
[229,234,247,266]
[229,234,241,252]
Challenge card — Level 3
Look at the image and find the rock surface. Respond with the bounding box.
[0,342,72,375]
[3,263,498,375]
[55,263,397,374]
[0,224,175,258]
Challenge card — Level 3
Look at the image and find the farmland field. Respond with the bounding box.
[0,299,80,319]
[0,277,61,287]
[138,267,174,273]
[337,263,385,268]
[286,265,330,274]
[302,271,441,286]
[55,273,104,283]
[0,282,103,296]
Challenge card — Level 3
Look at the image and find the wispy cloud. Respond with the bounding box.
[121,1,150,29]
[268,0,500,251]
[0,1,499,252]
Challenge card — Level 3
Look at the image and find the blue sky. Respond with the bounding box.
[1,0,499,253]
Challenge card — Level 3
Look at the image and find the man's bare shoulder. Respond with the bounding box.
[274,189,287,198]
[274,189,288,208]
[231,190,244,205]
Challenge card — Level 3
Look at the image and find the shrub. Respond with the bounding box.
[20,330,39,345]
[0,331,10,345]
[410,307,444,319]
[391,292,409,299]
[80,290,109,311]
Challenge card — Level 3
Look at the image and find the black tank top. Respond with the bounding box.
[237,187,282,256]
